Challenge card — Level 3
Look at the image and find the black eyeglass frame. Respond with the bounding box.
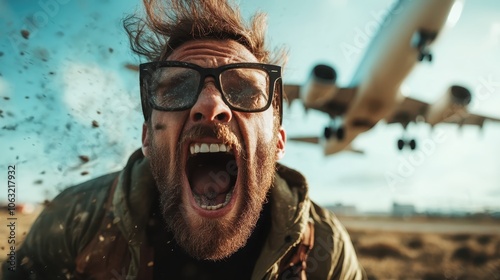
[139,61,283,124]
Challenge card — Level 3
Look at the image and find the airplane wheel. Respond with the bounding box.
[418,52,425,62]
[397,139,405,150]
[336,127,345,140]
[426,53,433,62]
[409,139,417,150]
[324,126,332,139]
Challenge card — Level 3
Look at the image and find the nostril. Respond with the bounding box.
[216,113,227,121]
[194,112,203,121]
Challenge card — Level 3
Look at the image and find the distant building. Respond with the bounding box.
[392,202,416,217]
[326,203,358,216]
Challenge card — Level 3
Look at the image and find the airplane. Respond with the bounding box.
[284,0,500,155]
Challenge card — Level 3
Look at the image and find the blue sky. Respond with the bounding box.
[1,0,499,212]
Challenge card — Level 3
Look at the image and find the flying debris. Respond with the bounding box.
[21,29,30,39]
[79,155,90,163]
[124,63,139,72]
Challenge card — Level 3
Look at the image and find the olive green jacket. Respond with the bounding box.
[2,149,366,279]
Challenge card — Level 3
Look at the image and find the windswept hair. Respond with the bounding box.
[123,0,287,65]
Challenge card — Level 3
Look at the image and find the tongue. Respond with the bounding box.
[191,164,232,204]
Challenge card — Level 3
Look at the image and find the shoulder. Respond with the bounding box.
[307,201,367,280]
[12,172,119,277]
[309,201,350,243]
[39,172,118,233]
[37,171,119,245]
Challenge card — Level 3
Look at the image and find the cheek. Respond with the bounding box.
[242,113,276,148]
[258,112,277,143]
[149,112,185,149]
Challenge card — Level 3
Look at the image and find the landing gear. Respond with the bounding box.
[412,29,437,63]
[397,139,405,150]
[397,138,417,151]
[324,117,345,141]
[324,126,332,139]
[418,52,432,62]
[324,125,345,141]
[336,126,345,140]
[409,139,416,150]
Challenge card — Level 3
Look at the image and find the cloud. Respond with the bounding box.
[61,61,142,146]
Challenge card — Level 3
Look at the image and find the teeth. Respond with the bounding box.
[200,143,209,153]
[193,191,233,210]
[189,143,231,155]
[209,144,219,153]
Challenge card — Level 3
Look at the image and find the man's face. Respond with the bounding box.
[142,39,286,260]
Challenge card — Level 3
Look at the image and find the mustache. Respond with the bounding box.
[180,123,242,153]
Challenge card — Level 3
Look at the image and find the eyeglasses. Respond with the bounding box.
[140,61,283,122]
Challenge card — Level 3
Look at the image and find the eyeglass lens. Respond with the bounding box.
[149,66,270,111]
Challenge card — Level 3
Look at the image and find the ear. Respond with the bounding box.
[141,122,150,158]
[276,126,286,160]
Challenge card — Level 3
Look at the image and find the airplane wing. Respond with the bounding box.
[287,135,320,144]
[284,84,357,117]
[385,96,429,127]
[288,135,364,154]
[283,84,300,106]
[443,112,500,127]
[386,94,500,128]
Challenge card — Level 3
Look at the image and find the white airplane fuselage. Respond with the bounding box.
[324,0,456,155]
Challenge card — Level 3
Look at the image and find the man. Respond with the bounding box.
[2,0,366,279]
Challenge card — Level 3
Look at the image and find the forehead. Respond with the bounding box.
[166,39,259,67]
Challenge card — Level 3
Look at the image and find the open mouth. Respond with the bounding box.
[186,143,238,212]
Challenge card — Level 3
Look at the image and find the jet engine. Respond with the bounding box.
[300,64,338,109]
[425,85,472,125]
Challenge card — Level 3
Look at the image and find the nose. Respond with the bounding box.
[189,81,232,124]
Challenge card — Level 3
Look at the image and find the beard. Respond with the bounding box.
[148,120,279,260]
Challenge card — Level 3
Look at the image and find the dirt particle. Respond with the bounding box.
[79,155,90,163]
[21,29,30,39]
[124,63,139,72]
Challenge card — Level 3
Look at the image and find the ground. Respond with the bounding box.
[340,216,500,280]
[1,210,499,279]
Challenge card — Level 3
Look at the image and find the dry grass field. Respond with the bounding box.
[342,216,500,280]
[1,210,499,279]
